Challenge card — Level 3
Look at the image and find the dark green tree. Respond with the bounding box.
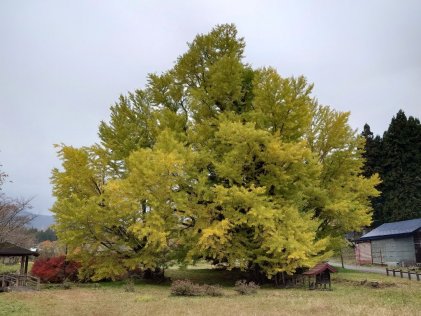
[35,227,58,243]
[361,124,383,225]
[363,110,421,224]
[380,110,421,222]
[361,124,382,178]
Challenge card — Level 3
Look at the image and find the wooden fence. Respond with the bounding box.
[1,273,40,290]
[386,268,421,281]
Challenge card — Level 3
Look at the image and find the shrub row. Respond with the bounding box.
[31,256,80,283]
[171,279,260,296]
[234,280,260,295]
[170,279,224,297]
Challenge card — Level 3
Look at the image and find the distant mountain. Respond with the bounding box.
[23,212,55,230]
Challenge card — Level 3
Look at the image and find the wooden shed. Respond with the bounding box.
[357,218,421,266]
[0,242,39,274]
[303,262,337,290]
[0,242,40,291]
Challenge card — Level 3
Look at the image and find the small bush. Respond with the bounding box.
[234,280,260,295]
[203,284,224,297]
[170,280,226,297]
[171,279,203,296]
[31,256,80,283]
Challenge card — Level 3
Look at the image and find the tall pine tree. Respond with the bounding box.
[362,110,421,224]
[381,110,421,222]
[361,124,383,224]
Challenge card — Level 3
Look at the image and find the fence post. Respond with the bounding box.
[417,273,420,281]
[408,271,411,280]
[386,268,389,276]
[393,269,396,277]
[400,270,403,278]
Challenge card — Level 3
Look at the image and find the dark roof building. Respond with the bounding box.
[0,242,39,257]
[359,218,421,241]
[356,218,421,265]
[0,242,39,275]
[303,262,337,276]
[303,262,337,290]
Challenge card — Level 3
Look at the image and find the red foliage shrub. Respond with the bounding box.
[31,256,80,283]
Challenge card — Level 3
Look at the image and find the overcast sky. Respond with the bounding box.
[1,1,420,216]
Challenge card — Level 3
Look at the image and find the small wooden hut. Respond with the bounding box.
[0,242,40,290]
[0,242,39,274]
[303,262,337,290]
[357,218,421,265]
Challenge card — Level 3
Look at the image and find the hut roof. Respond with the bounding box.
[0,241,39,257]
[303,263,337,275]
[359,218,421,241]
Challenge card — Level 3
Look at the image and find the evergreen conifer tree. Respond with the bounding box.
[380,110,421,222]
[362,110,421,224]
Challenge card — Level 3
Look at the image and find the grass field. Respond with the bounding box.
[0,263,21,274]
[1,267,421,316]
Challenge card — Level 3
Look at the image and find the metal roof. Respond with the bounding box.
[359,218,421,241]
[303,262,337,275]
[0,242,39,257]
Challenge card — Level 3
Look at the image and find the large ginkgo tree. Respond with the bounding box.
[51,24,379,281]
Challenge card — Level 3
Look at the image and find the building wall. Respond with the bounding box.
[355,242,372,264]
[414,230,421,263]
[371,237,416,265]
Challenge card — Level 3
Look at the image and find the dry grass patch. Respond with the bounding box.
[1,268,421,316]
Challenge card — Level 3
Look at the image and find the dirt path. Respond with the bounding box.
[329,261,387,274]
[329,261,421,282]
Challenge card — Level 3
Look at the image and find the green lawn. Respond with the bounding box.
[1,267,421,316]
[0,263,20,274]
